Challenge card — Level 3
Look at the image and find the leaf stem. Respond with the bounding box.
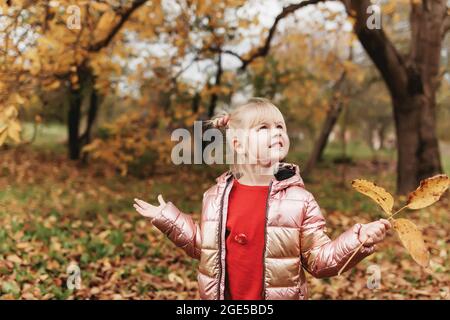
[388,204,408,221]
[338,239,368,276]
[338,203,409,276]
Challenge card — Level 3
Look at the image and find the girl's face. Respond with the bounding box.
[233,117,290,167]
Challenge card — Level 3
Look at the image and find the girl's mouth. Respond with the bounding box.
[269,141,283,148]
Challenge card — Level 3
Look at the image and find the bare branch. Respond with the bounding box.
[88,0,149,52]
[202,0,329,72]
[238,0,329,70]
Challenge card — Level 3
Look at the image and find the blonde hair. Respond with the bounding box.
[205,97,287,177]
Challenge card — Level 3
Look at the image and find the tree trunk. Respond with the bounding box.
[68,85,82,160]
[343,0,445,194]
[366,124,376,153]
[304,71,347,176]
[191,91,201,113]
[377,123,386,150]
[81,84,99,163]
[393,94,442,194]
[67,65,97,160]
[304,100,343,176]
[207,53,223,118]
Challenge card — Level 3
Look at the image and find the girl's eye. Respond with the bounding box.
[258,125,268,130]
[277,125,284,129]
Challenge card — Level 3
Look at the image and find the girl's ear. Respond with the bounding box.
[232,137,245,155]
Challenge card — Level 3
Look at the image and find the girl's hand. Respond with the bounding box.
[133,194,166,219]
[358,219,391,247]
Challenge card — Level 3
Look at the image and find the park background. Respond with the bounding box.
[0,0,449,299]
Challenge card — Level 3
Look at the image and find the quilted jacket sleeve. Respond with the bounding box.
[300,192,375,278]
[150,201,201,260]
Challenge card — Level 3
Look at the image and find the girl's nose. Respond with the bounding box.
[271,128,282,138]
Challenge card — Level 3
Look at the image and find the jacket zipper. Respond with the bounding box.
[261,181,273,300]
[217,177,232,300]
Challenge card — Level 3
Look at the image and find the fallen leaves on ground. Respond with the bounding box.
[0,147,448,299]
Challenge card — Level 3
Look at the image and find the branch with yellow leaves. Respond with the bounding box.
[338,174,449,276]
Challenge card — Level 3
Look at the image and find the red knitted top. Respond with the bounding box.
[224,178,270,300]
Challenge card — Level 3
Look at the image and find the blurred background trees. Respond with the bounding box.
[0,0,449,300]
[1,0,449,194]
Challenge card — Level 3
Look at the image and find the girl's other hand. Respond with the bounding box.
[217,114,230,128]
[358,219,391,247]
[133,194,166,219]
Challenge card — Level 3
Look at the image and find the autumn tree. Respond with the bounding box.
[210,0,449,194]
[1,0,159,160]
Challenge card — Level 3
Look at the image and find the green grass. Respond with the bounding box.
[442,155,450,175]
[324,141,395,161]
[21,121,449,175]
[21,122,66,154]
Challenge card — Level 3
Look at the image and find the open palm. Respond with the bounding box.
[133,194,166,219]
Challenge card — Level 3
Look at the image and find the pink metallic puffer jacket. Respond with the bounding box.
[150,163,375,300]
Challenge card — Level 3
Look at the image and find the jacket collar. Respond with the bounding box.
[215,162,305,193]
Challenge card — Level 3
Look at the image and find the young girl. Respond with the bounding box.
[133,97,391,300]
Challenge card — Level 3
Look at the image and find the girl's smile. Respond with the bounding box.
[269,139,284,149]
[246,120,290,166]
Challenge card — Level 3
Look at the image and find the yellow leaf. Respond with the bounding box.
[168,272,184,286]
[383,2,396,15]
[0,128,8,146]
[2,105,18,120]
[47,81,61,90]
[238,20,250,29]
[38,36,60,50]
[81,139,102,153]
[9,120,21,133]
[98,10,116,29]
[7,120,21,143]
[0,106,21,145]
[393,218,430,267]
[13,93,25,105]
[91,1,110,12]
[0,123,7,135]
[351,179,394,216]
[7,254,22,264]
[407,174,449,209]
[70,73,79,85]
[196,2,209,16]
[98,230,110,240]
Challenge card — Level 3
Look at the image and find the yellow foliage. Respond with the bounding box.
[383,2,396,15]
[351,175,447,268]
[90,1,110,12]
[46,81,61,91]
[95,10,118,41]
[0,106,22,146]
[81,109,176,176]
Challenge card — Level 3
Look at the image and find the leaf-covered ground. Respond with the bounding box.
[0,145,448,299]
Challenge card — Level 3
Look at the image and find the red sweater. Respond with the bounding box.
[224,178,270,300]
